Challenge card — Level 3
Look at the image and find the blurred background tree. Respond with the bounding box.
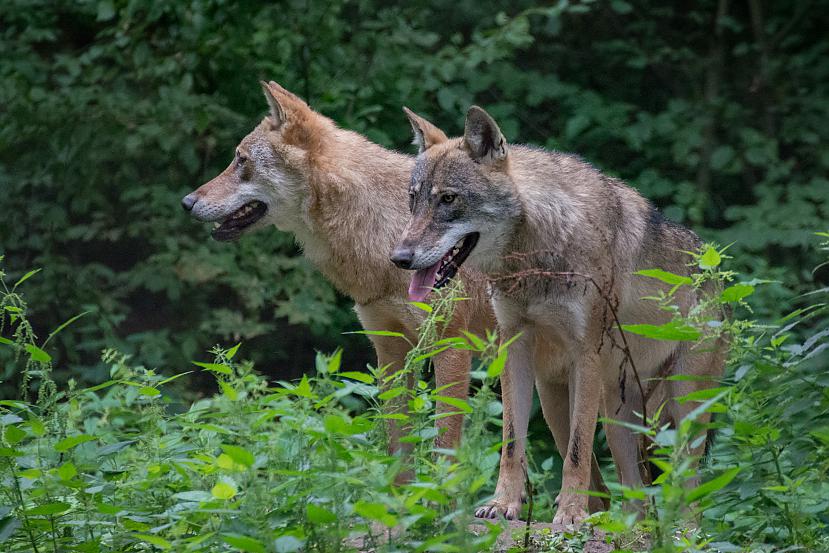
[1,0,827,393]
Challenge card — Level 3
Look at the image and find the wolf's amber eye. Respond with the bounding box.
[440,193,456,204]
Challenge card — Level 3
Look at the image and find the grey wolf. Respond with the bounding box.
[181,82,497,457]
[391,105,727,524]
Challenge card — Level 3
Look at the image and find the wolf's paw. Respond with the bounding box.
[475,498,522,520]
[552,500,589,527]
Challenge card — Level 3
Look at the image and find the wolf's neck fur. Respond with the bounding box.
[293,125,414,304]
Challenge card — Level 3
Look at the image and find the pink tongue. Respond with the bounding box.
[408,262,441,302]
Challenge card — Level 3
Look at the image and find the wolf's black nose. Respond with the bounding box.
[390,248,414,269]
[181,194,197,212]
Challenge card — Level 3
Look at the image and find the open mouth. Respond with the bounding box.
[408,233,479,302]
[211,201,268,241]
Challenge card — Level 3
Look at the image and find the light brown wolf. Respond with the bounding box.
[181,82,496,456]
[391,106,727,525]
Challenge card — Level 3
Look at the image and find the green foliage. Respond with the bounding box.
[0,269,512,552]
[2,240,828,551]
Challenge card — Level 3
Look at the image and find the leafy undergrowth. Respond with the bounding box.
[0,237,828,553]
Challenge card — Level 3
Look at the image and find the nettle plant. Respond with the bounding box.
[588,245,754,552]
[0,263,511,552]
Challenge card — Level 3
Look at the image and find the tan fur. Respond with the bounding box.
[183,82,496,458]
[395,106,727,525]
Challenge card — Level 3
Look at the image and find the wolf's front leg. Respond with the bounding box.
[553,351,602,527]
[476,333,534,520]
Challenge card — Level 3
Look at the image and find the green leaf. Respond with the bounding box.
[57,462,77,481]
[338,371,374,384]
[306,503,337,524]
[698,246,722,270]
[377,386,406,401]
[211,480,237,500]
[44,311,89,346]
[219,381,238,400]
[220,445,254,468]
[292,375,315,398]
[54,434,95,452]
[354,501,397,527]
[225,343,241,359]
[25,502,70,516]
[4,425,26,445]
[13,268,41,289]
[138,386,160,397]
[193,362,232,375]
[434,395,472,414]
[221,533,266,553]
[635,269,692,286]
[720,283,754,303]
[487,348,508,378]
[622,321,701,341]
[686,467,740,502]
[409,301,432,312]
[134,533,171,549]
[460,331,486,351]
[25,344,51,363]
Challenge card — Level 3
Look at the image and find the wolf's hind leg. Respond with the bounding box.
[536,379,608,513]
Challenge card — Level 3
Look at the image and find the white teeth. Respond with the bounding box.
[213,222,221,229]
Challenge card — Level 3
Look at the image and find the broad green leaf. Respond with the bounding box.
[25,502,70,516]
[138,386,160,397]
[4,425,26,445]
[57,462,77,481]
[338,371,374,384]
[306,503,337,524]
[720,283,754,303]
[54,434,95,452]
[635,268,692,286]
[622,321,701,341]
[211,480,237,500]
[698,246,722,270]
[354,501,397,527]
[686,467,740,502]
[409,301,433,312]
[487,348,508,378]
[292,375,315,398]
[377,386,406,401]
[193,362,232,375]
[134,533,171,550]
[220,445,254,468]
[219,381,238,400]
[25,344,51,363]
[221,534,266,553]
[434,395,472,414]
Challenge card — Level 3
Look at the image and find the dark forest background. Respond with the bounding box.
[1,0,827,392]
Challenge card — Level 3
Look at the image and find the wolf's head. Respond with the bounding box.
[182,81,327,241]
[390,106,521,301]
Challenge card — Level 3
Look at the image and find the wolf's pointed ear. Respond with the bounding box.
[402,107,448,153]
[261,81,287,128]
[463,106,507,164]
